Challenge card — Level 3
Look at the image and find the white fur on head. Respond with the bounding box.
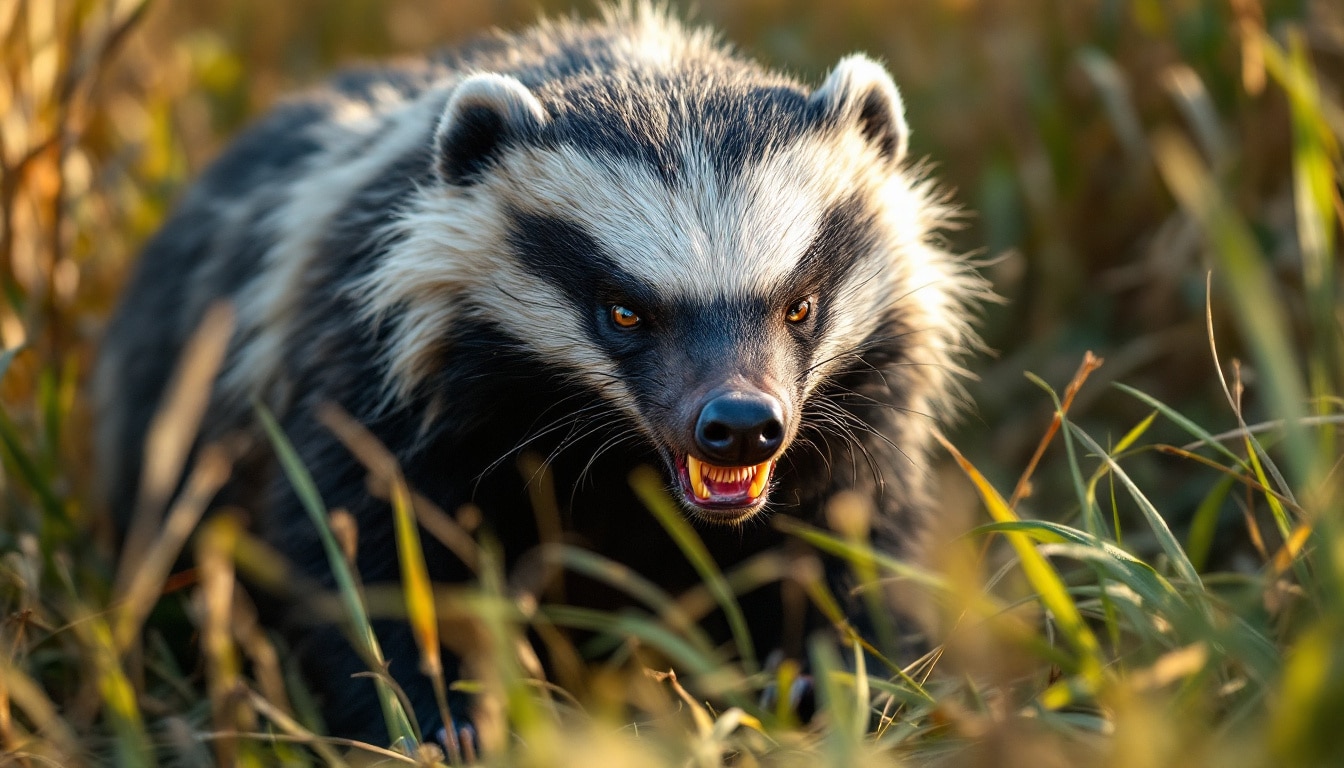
[809,54,910,165]
[357,54,972,428]
[434,73,550,185]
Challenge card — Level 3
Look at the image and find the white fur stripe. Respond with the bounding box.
[352,123,978,421]
[220,89,452,406]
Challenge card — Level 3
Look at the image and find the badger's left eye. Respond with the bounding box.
[785,298,813,324]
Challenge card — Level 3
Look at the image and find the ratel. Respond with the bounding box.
[95,4,985,746]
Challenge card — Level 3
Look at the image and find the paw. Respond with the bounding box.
[759,652,817,723]
[428,713,479,764]
[759,674,816,721]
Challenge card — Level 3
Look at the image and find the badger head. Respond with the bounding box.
[357,42,978,525]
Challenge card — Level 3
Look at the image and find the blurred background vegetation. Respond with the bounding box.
[3,0,1344,766]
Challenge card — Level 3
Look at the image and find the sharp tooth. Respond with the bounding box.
[748,461,771,498]
[688,456,709,500]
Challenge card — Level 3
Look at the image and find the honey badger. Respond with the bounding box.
[96,4,984,745]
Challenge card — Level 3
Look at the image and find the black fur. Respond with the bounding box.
[506,209,644,308]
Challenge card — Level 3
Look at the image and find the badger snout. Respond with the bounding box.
[693,390,786,466]
[669,387,791,522]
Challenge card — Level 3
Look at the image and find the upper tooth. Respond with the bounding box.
[691,459,773,495]
[688,456,709,500]
[748,461,771,498]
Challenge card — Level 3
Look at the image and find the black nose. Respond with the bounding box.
[694,391,786,466]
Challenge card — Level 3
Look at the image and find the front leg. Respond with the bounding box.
[258,414,476,748]
[283,607,473,747]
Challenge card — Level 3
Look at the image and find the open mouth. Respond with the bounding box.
[675,454,774,517]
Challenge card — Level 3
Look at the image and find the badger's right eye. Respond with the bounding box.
[610,304,642,329]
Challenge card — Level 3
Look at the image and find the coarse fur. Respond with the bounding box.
[95,3,987,745]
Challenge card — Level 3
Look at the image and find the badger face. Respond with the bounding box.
[356,51,971,524]
[550,233,816,521]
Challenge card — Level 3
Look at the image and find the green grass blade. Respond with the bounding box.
[82,616,154,767]
[546,544,719,657]
[936,432,1106,687]
[1186,475,1236,572]
[0,405,68,527]
[1025,371,1102,536]
[1267,32,1342,504]
[1077,48,1146,162]
[631,465,759,674]
[254,401,419,749]
[809,635,859,767]
[1114,383,1248,468]
[388,467,452,737]
[1152,132,1314,487]
[1264,32,1338,324]
[38,364,61,468]
[1067,422,1205,594]
[773,516,952,594]
[969,520,1184,611]
[541,604,737,685]
[1113,411,1160,457]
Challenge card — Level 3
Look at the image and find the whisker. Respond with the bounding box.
[474,398,616,483]
[811,399,915,475]
[817,383,940,424]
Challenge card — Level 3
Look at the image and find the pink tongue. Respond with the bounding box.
[706,475,752,497]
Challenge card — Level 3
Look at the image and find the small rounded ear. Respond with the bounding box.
[809,55,910,165]
[434,73,549,185]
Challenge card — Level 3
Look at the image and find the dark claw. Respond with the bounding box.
[759,674,817,722]
[787,676,814,714]
[433,718,480,765]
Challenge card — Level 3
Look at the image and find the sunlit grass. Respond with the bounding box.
[3,1,1343,766]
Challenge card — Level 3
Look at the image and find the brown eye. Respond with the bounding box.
[785,298,812,324]
[610,304,642,329]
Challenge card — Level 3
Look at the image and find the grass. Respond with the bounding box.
[3,0,1344,765]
